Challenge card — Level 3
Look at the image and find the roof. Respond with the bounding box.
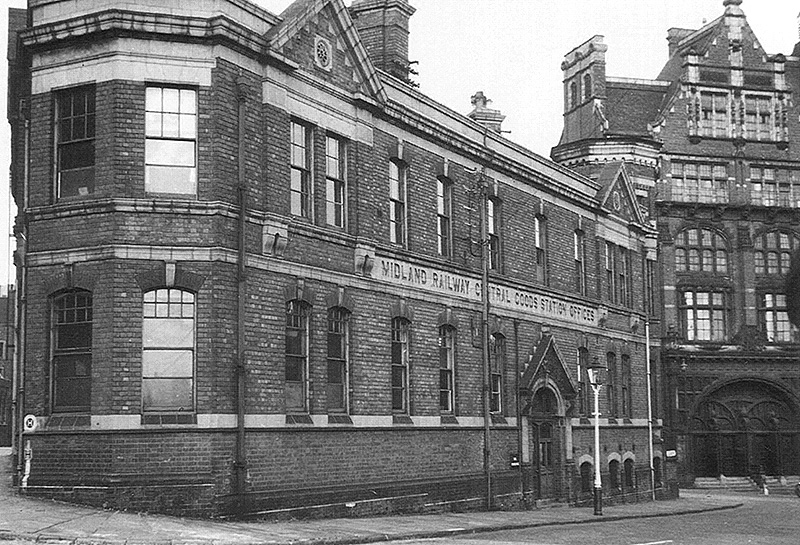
[605,79,670,137]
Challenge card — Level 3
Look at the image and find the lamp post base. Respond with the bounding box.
[593,486,603,516]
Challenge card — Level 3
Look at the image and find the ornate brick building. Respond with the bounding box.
[554,0,800,487]
[8,0,660,516]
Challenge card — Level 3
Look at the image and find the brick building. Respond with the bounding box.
[553,0,800,488]
[7,0,660,517]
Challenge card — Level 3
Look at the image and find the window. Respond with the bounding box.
[145,87,197,195]
[569,80,578,109]
[437,177,453,257]
[606,352,617,418]
[389,161,407,245]
[489,333,506,414]
[645,259,656,316]
[681,289,728,342]
[290,121,312,218]
[488,198,501,271]
[574,230,586,295]
[580,461,593,493]
[538,422,553,467]
[750,167,800,207]
[621,354,632,418]
[671,161,728,203]
[142,289,195,412]
[285,300,310,412]
[534,216,546,283]
[327,307,349,413]
[609,459,620,490]
[583,73,592,101]
[578,347,590,417]
[624,458,635,489]
[605,242,616,302]
[754,230,798,275]
[618,247,630,307]
[325,135,346,228]
[759,293,798,343]
[438,325,456,413]
[700,92,728,138]
[391,317,410,413]
[56,86,95,198]
[674,228,728,274]
[744,95,773,141]
[52,290,92,412]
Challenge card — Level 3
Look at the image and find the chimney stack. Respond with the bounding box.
[349,0,416,81]
[468,92,505,134]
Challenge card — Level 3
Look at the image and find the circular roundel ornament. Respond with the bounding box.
[786,248,800,328]
[315,39,331,70]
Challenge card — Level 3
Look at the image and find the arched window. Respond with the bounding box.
[569,80,578,108]
[52,290,93,412]
[327,307,350,413]
[143,288,195,412]
[583,73,592,100]
[580,461,593,493]
[609,459,620,490]
[754,230,798,275]
[489,333,506,414]
[438,325,456,413]
[391,317,411,413]
[286,299,310,412]
[675,227,728,273]
[624,458,635,488]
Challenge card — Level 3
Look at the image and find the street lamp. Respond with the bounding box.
[587,355,607,516]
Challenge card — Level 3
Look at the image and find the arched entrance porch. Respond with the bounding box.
[689,379,800,477]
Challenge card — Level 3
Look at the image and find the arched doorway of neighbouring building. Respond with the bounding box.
[689,379,800,478]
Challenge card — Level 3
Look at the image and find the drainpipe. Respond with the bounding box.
[234,76,250,514]
[14,112,30,483]
[513,318,523,496]
[479,173,492,510]
[646,318,655,500]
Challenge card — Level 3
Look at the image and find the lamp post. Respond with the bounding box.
[587,356,607,516]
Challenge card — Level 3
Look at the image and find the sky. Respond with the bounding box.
[0,0,796,289]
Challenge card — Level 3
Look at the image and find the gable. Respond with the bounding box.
[521,335,577,401]
[597,162,644,225]
[268,0,386,103]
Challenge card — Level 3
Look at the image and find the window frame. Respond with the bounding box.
[326,306,350,413]
[534,215,547,284]
[145,86,198,196]
[51,290,93,413]
[285,299,311,413]
[754,230,798,276]
[675,227,729,274]
[438,324,456,413]
[391,317,410,413]
[489,333,506,414]
[142,288,196,413]
[758,292,799,343]
[55,85,96,199]
[574,229,586,295]
[325,133,347,228]
[680,288,729,342]
[437,176,453,258]
[389,160,407,246]
[290,120,313,219]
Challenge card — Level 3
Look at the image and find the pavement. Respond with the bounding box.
[0,449,744,545]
